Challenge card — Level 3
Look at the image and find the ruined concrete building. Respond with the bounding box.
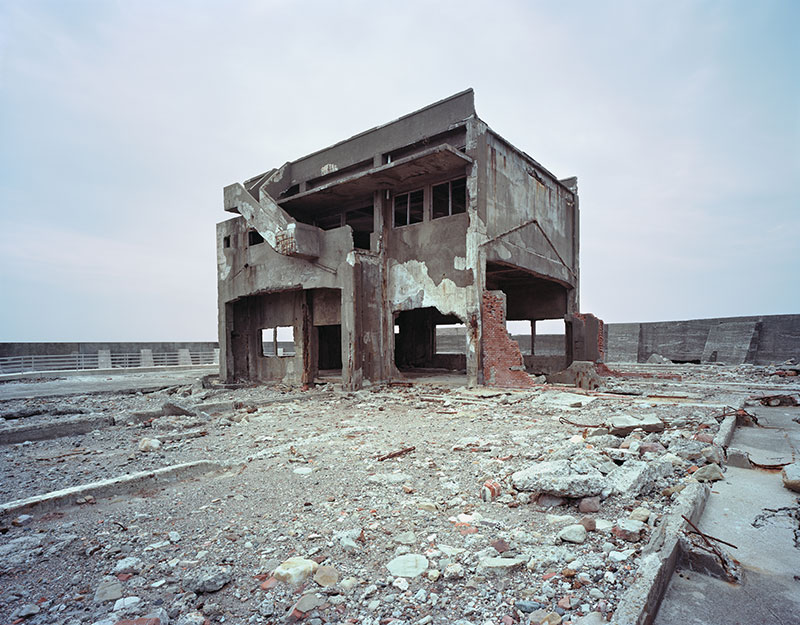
[217,89,602,389]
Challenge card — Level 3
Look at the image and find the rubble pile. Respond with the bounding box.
[0,364,795,625]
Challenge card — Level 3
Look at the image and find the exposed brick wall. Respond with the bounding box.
[573,312,605,362]
[482,291,535,388]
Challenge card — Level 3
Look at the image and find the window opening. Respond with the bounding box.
[345,206,374,250]
[394,189,424,227]
[432,177,467,219]
[248,230,264,246]
[261,326,295,356]
[223,235,231,248]
[435,323,466,354]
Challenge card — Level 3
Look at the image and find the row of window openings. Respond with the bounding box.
[222,231,264,249]
[394,177,466,228]
[260,320,565,358]
[223,176,467,248]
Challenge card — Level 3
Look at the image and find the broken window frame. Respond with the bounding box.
[432,177,467,220]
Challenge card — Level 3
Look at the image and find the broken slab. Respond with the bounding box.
[780,462,800,492]
[511,459,605,497]
[0,460,230,518]
[607,414,665,436]
[607,458,674,496]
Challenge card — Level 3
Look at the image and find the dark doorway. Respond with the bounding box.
[318,325,342,370]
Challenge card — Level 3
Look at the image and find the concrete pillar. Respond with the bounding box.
[213,348,220,365]
[97,349,112,369]
[340,258,361,390]
[140,349,154,367]
[178,349,192,366]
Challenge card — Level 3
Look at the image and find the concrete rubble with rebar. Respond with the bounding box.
[1,361,798,625]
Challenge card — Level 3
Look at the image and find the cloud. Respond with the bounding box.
[0,0,797,340]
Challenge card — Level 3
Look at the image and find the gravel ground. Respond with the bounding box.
[1,364,798,625]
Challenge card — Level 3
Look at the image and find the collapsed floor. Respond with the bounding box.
[0,364,798,625]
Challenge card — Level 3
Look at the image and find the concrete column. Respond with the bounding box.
[340,255,362,390]
[140,349,154,367]
[213,348,220,365]
[178,349,192,365]
[97,349,112,369]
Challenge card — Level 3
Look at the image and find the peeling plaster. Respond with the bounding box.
[346,251,357,266]
[454,256,466,271]
[217,240,232,280]
[388,259,467,316]
[321,163,338,175]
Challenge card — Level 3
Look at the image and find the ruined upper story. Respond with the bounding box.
[218,89,579,299]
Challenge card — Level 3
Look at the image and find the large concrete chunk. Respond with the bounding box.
[607,459,673,495]
[607,414,665,436]
[781,463,800,492]
[512,460,605,497]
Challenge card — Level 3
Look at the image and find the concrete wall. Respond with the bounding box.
[605,314,800,365]
[0,342,218,357]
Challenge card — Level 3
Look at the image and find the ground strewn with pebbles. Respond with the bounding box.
[1,363,797,625]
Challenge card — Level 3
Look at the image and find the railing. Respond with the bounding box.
[0,351,219,375]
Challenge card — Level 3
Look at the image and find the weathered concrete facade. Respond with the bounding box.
[217,90,597,388]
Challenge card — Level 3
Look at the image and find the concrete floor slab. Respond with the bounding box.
[654,406,800,625]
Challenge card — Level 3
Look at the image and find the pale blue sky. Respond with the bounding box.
[1,0,797,340]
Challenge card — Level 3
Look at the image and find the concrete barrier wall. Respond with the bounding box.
[0,342,219,357]
[605,314,800,365]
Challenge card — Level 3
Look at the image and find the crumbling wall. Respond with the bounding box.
[481,291,535,388]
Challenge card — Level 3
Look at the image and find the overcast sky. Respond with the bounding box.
[1,0,797,341]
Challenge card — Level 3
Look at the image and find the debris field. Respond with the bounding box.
[1,363,798,625]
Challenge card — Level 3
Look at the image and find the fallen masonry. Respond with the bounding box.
[0,363,798,625]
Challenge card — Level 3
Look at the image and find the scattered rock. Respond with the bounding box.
[557,524,587,544]
[386,554,428,577]
[94,576,123,603]
[578,496,600,513]
[692,463,724,482]
[781,463,800,492]
[138,438,161,452]
[313,565,339,587]
[113,556,142,575]
[629,507,651,523]
[11,514,33,527]
[478,556,527,573]
[512,460,605,497]
[183,566,233,593]
[607,414,665,436]
[613,519,646,542]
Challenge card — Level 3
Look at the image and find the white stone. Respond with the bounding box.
[387,554,428,577]
[138,438,161,452]
[112,556,142,575]
[557,524,587,544]
[112,596,140,611]
[273,557,318,584]
[608,549,635,562]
